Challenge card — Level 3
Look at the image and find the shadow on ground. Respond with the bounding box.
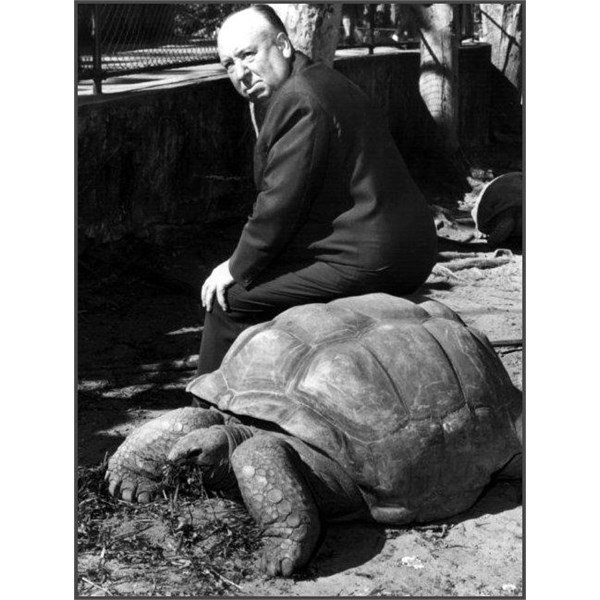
[78,387,192,466]
[307,477,521,579]
[309,522,387,577]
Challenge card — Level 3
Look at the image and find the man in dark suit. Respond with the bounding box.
[197,5,437,375]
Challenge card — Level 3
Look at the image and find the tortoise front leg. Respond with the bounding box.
[231,434,322,577]
[105,407,224,503]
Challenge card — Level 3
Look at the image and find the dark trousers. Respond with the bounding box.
[196,260,428,376]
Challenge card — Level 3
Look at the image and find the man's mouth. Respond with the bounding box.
[245,82,264,97]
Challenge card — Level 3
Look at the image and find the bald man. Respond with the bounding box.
[196,5,437,375]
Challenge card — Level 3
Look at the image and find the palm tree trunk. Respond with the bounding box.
[269,3,342,66]
[413,4,461,155]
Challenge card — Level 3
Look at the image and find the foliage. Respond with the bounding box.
[77,460,262,596]
[174,3,247,39]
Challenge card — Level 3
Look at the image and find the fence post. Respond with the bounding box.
[91,4,103,94]
[366,5,375,54]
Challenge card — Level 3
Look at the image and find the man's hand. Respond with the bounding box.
[201,260,235,312]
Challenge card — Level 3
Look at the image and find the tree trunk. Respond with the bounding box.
[269,3,342,66]
[480,3,522,95]
[413,4,461,155]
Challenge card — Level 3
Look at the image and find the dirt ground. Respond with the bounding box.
[77,144,523,597]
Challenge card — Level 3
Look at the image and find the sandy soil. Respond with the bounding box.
[78,159,523,597]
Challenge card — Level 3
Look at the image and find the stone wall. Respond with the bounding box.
[78,45,491,245]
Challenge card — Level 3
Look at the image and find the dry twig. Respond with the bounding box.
[80,576,114,596]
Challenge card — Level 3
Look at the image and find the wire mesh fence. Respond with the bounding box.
[77,3,480,93]
[77,3,245,88]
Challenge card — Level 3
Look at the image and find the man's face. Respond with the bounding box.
[217,11,292,103]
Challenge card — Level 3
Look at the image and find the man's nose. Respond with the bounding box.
[233,61,249,81]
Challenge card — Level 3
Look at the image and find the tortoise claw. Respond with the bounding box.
[261,540,301,577]
[105,457,161,503]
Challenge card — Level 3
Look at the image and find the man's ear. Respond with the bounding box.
[275,32,293,58]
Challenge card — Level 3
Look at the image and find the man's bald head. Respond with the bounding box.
[217,6,294,104]
[220,5,288,39]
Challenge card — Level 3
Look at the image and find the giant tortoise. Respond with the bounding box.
[106,294,522,577]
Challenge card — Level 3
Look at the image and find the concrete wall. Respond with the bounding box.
[78,45,491,245]
[78,77,256,244]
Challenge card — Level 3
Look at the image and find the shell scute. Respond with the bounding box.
[218,327,309,394]
[357,319,466,421]
[293,336,410,442]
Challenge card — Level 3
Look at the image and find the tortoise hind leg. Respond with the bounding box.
[231,434,367,577]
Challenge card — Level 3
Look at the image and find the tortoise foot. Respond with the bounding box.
[231,435,321,577]
[105,407,224,503]
[261,529,312,577]
[106,464,160,504]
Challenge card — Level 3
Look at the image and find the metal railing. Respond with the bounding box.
[77,3,481,94]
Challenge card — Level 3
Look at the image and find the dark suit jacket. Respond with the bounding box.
[229,52,437,291]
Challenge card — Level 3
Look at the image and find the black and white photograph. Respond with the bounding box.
[73,1,527,596]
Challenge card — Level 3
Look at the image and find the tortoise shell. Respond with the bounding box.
[471,171,523,235]
[187,294,521,524]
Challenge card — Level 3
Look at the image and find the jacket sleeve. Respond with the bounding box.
[229,90,330,288]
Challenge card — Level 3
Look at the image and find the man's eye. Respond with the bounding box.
[222,62,233,71]
[242,51,255,59]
